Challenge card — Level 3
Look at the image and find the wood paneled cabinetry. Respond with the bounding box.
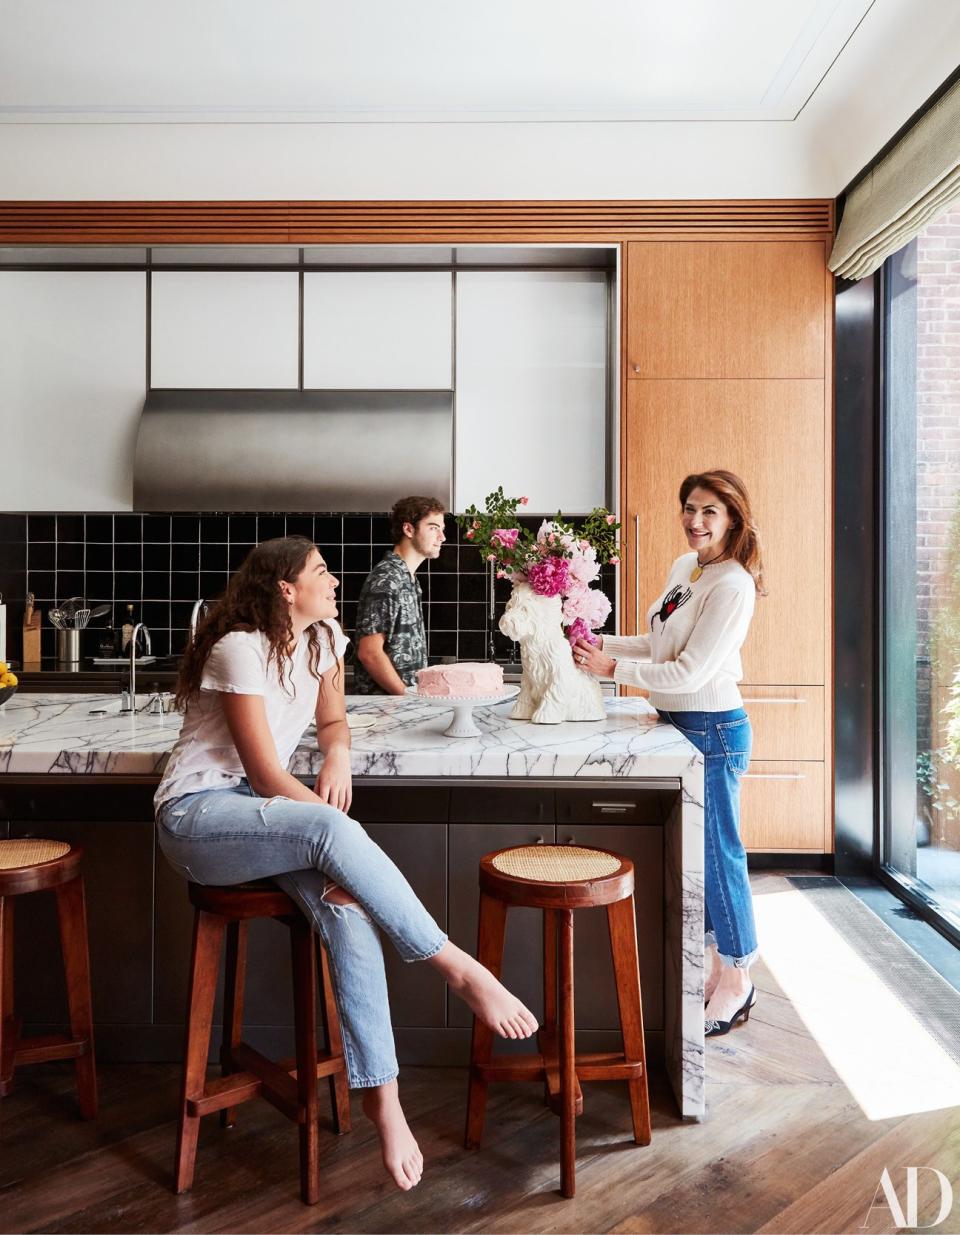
[622,239,833,852]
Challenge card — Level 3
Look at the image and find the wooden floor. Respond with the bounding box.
[3,874,960,1234]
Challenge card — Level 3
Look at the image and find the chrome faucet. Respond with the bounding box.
[120,622,151,713]
[189,599,208,645]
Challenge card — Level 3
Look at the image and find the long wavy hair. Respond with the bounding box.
[679,470,767,596]
[175,536,340,709]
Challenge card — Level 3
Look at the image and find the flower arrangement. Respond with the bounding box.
[458,487,621,645]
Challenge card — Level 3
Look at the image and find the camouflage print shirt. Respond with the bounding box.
[352,551,428,694]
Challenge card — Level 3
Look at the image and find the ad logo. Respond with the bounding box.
[862,1168,953,1230]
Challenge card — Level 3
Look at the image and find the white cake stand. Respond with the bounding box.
[405,684,520,738]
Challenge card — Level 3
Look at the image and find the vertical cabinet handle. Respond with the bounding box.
[634,514,640,636]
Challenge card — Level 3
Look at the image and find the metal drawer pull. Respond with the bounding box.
[740,697,807,705]
[742,773,806,781]
[634,515,640,636]
[592,801,634,813]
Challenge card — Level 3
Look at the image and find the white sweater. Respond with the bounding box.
[604,552,756,712]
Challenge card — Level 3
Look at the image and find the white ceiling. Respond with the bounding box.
[0,0,957,199]
[0,0,885,123]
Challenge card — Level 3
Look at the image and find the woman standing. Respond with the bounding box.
[155,536,536,1191]
[574,471,764,1038]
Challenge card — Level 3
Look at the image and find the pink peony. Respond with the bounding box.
[567,551,600,589]
[609,556,620,565]
[520,496,529,505]
[486,553,496,561]
[562,586,611,629]
[527,555,571,598]
[465,529,475,539]
[496,569,508,579]
[566,617,600,647]
[491,527,520,550]
[606,514,616,525]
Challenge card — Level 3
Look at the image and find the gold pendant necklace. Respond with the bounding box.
[690,552,729,583]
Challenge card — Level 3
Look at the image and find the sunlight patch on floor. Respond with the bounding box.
[753,885,960,1120]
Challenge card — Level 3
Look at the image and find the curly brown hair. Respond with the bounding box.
[175,536,341,710]
[679,470,767,596]
[390,495,446,545]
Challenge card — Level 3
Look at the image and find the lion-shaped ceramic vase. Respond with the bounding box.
[498,581,605,724]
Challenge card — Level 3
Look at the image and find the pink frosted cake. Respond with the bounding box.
[416,662,504,698]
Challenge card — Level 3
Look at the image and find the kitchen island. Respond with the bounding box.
[0,692,705,1119]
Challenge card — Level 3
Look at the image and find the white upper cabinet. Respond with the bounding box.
[303,272,452,389]
[454,270,608,514]
[150,271,299,388]
[0,271,146,510]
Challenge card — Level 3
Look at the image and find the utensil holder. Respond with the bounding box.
[56,628,80,665]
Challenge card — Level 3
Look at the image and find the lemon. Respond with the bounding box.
[6,672,17,686]
[0,661,7,675]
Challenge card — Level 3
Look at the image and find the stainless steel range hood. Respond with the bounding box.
[133,389,453,512]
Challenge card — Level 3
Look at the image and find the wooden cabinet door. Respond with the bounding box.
[739,760,826,851]
[624,379,826,685]
[626,241,827,379]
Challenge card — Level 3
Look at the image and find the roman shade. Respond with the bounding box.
[829,75,960,281]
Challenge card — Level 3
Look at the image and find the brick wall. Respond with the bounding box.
[916,209,960,836]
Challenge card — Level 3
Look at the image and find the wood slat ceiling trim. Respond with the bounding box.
[0,200,834,244]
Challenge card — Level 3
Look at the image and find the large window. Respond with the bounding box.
[883,210,960,938]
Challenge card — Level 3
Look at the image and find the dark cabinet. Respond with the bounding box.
[11,818,154,1028]
[5,778,670,1059]
[364,822,447,1027]
[556,823,663,1030]
[447,823,556,1028]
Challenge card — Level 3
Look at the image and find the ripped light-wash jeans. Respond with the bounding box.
[156,782,448,1088]
[657,708,759,969]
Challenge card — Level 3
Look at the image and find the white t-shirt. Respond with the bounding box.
[603,553,756,712]
[155,620,349,810]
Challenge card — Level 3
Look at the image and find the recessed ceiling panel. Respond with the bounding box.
[0,0,875,123]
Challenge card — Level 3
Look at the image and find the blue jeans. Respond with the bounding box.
[156,783,448,1088]
[657,708,759,968]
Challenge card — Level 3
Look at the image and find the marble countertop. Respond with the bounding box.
[0,691,700,780]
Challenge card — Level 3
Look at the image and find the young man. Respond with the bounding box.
[353,496,446,695]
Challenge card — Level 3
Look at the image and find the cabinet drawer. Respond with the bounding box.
[450,786,554,825]
[351,783,449,823]
[740,686,824,761]
[557,787,667,826]
[740,761,825,852]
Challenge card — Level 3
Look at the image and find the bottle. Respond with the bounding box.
[98,621,116,659]
[121,604,135,653]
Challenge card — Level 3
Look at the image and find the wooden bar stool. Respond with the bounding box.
[175,880,351,1206]
[465,844,651,1198]
[0,839,97,1118]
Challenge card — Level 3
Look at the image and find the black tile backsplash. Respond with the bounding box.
[0,511,615,665]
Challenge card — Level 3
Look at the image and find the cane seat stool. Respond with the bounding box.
[0,839,97,1118]
[465,844,651,1198]
[175,880,351,1206]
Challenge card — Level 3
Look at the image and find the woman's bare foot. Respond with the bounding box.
[361,1081,423,1191]
[705,964,753,1025]
[704,942,723,1001]
[428,942,538,1039]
